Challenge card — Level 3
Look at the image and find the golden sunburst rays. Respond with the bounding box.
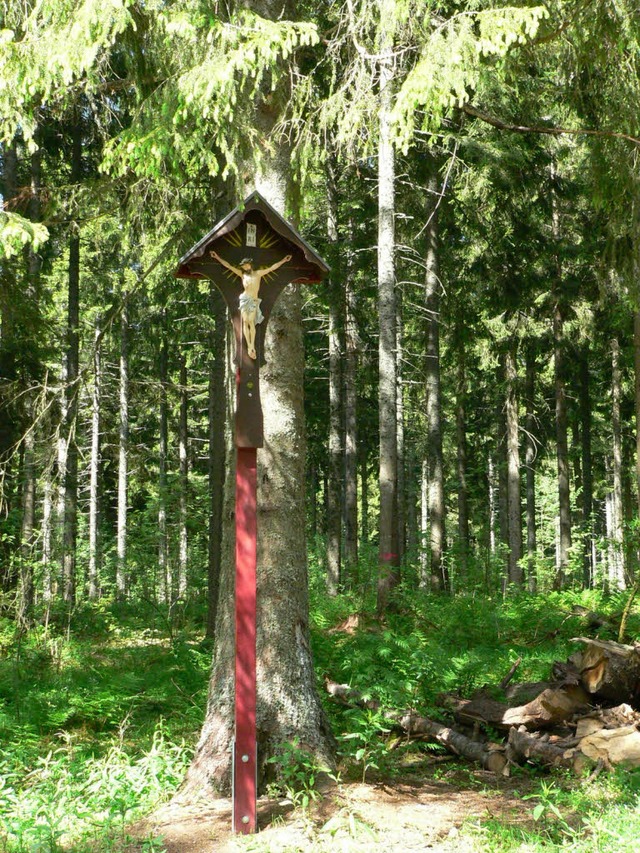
[224,229,243,247]
[259,230,279,250]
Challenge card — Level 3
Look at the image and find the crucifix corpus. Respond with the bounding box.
[175,191,329,834]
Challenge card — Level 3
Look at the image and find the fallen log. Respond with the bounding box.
[579,725,640,768]
[506,726,592,774]
[442,683,590,731]
[571,637,640,703]
[399,712,507,775]
[324,678,507,774]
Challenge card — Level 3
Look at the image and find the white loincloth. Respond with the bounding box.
[239,292,264,324]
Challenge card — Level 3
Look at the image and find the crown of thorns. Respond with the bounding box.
[240,258,253,266]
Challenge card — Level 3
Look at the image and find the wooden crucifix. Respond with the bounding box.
[175,191,328,834]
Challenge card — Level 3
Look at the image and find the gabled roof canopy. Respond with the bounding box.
[174,190,329,280]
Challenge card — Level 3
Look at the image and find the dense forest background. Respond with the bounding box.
[2,0,640,615]
[4,2,640,851]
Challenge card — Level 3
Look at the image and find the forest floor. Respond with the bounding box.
[134,767,539,853]
[4,588,640,853]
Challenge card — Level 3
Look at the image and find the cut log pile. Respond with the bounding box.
[325,637,640,777]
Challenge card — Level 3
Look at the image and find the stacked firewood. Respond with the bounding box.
[325,637,640,776]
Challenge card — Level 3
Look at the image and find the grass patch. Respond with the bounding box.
[0,604,209,852]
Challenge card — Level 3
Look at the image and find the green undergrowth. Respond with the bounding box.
[1,582,640,851]
[309,579,640,849]
[0,602,210,852]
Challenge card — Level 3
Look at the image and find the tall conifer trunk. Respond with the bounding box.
[62,117,82,605]
[579,349,594,587]
[326,163,342,596]
[425,171,447,591]
[178,355,189,599]
[184,12,335,790]
[396,295,406,564]
[553,301,571,588]
[455,326,469,578]
[524,343,537,593]
[376,9,399,611]
[634,311,640,518]
[88,319,101,600]
[158,312,170,602]
[611,337,625,588]
[343,245,358,575]
[116,293,129,600]
[505,342,522,587]
[19,143,42,618]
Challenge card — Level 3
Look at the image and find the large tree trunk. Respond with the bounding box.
[88,319,101,600]
[425,170,447,591]
[184,89,335,796]
[62,117,82,606]
[178,355,189,599]
[207,286,226,639]
[376,18,399,612]
[504,342,522,587]
[116,292,129,601]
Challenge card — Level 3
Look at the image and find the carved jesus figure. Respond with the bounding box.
[210,250,292,359]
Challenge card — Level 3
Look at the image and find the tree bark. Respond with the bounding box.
[634,311,640,518]
[420,457,429,586]
[184,101,335,796]
[158,313,170,603]
[553,301,571,588]
[343,247,358,575]
[376,17,399,612]
[116,292,129,601]
[18,144,42,619]
[611,337,625,589]
[425,170,447,591]
[42,473,53,602]
[62,117,82,606]
[360,449,369,545]
[504,342,522,587]
[88,319,101,600]
[396,293,406,565]
[19,429,36,619]
[326,163,342,596]
[455,327,469,579]
[524,344,537,593]
[207,286,226,639]
[579,349,594,588]
[177,355,189,599]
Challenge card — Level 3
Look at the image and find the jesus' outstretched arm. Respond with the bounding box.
[210,250,243,277]
[261,254,292,276]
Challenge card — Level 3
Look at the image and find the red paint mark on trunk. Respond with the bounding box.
[234,447,257,834]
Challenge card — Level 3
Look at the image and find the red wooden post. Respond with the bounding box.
[174,192,329,837]
[233,444,258,834]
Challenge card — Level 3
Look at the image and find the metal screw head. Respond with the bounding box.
[241,754,249,763]
[241,815,249,825]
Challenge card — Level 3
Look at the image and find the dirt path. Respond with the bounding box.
[135,767,535,852]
